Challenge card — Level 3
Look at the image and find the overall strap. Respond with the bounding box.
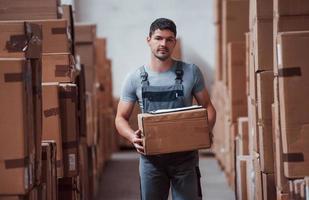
[175,61,184,84]
[139,66,149,86]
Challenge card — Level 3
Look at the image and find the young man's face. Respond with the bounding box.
[147,29,176,61]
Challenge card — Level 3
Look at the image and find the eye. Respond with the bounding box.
[154,36,162,40]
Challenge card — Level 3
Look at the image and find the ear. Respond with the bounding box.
[146,36,151,43]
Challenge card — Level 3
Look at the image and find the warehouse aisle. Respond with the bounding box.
[96,150,235,200]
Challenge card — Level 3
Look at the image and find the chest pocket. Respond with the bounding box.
[140,62,185,113]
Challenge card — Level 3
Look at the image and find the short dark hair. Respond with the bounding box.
[149,18,177,37]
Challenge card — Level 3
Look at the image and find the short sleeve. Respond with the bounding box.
[192,64,205,94]
[120,72,138,102]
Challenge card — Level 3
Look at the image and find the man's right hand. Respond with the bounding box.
[131,129,144,154]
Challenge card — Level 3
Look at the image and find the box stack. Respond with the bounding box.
[212,0,309,199]
[0,1,117,200]
[74,25,117,199]
[211,0,249,190]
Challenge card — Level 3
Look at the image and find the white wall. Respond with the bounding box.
[74,0,216,97]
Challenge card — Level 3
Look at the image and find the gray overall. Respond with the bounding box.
[139,62,203,200]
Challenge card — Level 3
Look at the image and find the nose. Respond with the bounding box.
[160,39,167,46]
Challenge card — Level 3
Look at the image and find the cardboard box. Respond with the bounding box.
[0,58,35,194]
[272,90,289,193]
[171,38,182,60]
[227,42,247,123]
[60,4,75,55]
[59,83,79,177]
[251,0,274,20]
[138,107,210,155]
[274,0,309,16]
[262,173,276,200]
[276,31,309,178]
[42,83,63,178]
[237,117,249,156]
[75,44,95,92]
[76,65,87,138]
[75,24,96,44]
[58,177,79,200]
[0,20,70,57]
[42,53,75,83]
[254,156,263,200]
[78,140,90,200]
[245,156,255,200]
[252,19,273,71]
[257,71,274,173]
[236,155,248,200]
[0,0,60,20]
[222,0,249,85]
[41,141,57,200]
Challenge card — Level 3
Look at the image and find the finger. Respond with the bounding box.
[133,138,143,144]
[135,129,142,135]
[134,143,144,150]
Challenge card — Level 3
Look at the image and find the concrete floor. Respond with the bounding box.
[96,150,235,200]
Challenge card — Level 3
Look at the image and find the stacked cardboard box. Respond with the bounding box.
[213,0,309,200]
[0,18,43,199]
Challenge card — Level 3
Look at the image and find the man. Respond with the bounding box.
[115,18,216,200]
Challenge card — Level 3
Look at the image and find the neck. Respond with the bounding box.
[149,56,174,73]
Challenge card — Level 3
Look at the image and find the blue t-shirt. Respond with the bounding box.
[120,60,205,110]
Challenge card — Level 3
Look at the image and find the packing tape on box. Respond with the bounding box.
[51,27,67,35]
[5,157,29,169]
[278,67,302,77]
[44,107,59,118]
[4,73,23,82]
[55,65,71,77]
[62,141,78,149]
[283,153,304,162]
[6,34,28,52]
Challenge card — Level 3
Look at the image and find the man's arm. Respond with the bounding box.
[194,88,216,131]
[115,100,144,153]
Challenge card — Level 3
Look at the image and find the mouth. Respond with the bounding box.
[158,48,168,53]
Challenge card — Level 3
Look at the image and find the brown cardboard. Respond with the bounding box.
[245,156,255,200]
[262,173,276,200]
[0,20,70,57]
[272,86,289,193]
[75,44,95,93]
[42,83,63,178]
[171,38,182,60]
[222,0,249,85]
[227,42,247,123]
[254,155,263,200]
[214,0,223,81]
[75,24,96,44]
[0,0,60,20]
[42,53,75,83]
[79,140,90,200]
[251,0,274,19]
[257,71,274,173]
[60,4,75,55]
[274,0,309,16]
[236,155,249,200]
[58,177,79,200]
[86,93,95,146]
[0,58,35,194]
[277,31,309,178]
[138,108,210,155]
[252,19,273,71]
[59,83,79,177]
[41,141,57,200]
[237,117,249,156]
